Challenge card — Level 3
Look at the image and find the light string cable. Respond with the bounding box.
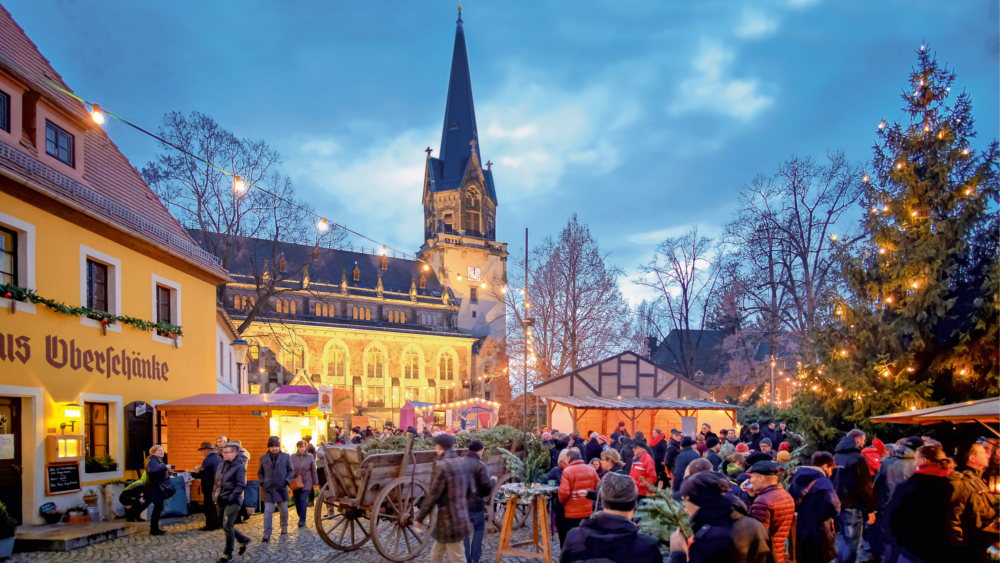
[0,52,423,262]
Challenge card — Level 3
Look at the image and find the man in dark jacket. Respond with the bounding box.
[551,434,570,471]
[214,442,250,562]
[947,442,998,562]
[831,429,875,563]
[194,442,223,531]
[463,440,495,563]
[705,436,723,471]
[416,434,472,563]
[617,435,635,474]
[650,429,669,488]
[746,461,794,563]
[561,472,660,563]
[668,471,776,563]
[570,430,587,453]
[789,452,841,563]
[872,436,919,562]
[664,429,682,482]
[746,423,765,452]
[257,436,294,541]
[672,436,700,492]
[585,432,603,463]
[773,422,787,446]
[615,421,631,439]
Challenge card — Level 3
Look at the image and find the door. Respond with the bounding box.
[0,397,22,524]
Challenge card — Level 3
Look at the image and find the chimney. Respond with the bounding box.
[644,336,658,358]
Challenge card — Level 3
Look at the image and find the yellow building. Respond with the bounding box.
[0,8,229,525]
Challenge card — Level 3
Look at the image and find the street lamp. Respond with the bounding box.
[231,338,250,393]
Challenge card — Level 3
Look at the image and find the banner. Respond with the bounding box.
[318,385,333,412]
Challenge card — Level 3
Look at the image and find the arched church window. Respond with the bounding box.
[326,345,346,381]
[439,353,455,381]
[366,348,384,378]
[403,350,419,379]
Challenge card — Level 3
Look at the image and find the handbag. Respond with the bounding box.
[289,457,304,491]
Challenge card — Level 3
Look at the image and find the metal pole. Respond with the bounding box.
[523,227,529,431]
[770,357,775,416]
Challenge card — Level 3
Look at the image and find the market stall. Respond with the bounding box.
[543,396,739,438]
[405,398,500,432]
[871,397,1000,436]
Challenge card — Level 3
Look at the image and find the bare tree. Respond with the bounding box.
[141,111,345,333]
[492,216,632,384]
[635,228,724,380]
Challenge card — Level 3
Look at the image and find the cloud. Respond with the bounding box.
[668,41,773,120]
[735,8,779,39]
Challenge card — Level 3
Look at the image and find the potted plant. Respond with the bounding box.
[84,455,119,474]
[66,505,89,524]
[82,489,99,507]
[0,501,17,558]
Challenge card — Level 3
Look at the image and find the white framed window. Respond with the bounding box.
[79,245,122,333]
[150,274,182,346]
[78,392,123,480]
[0,210,36,313]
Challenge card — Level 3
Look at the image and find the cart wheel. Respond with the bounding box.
[370,477,435,562]
[490,473,532,530]
[314,483,370,551]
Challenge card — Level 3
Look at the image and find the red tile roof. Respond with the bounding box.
[0,4,224,275]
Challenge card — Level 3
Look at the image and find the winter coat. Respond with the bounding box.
[651,434,669,479]
[619,439,635,473]
[672,446,701,492]
[559,460,601,519]
[946,467,997,561]
[747,431,765,453]
[772,427,786,447]
[213,457,247,506]
[551,437,570,470]
[585,438,603,463]
[257,451,295,503]
[416,449,472,543]
[861,447,882,475]
[561,511,661,563]
[788,467,840,563]
[831,436,875,511]
[629,451,658,496]
[667,494,776,563]
[464,453,494,513]
[194,451,223,499]
[706,450,723,472]
[873,446,915,514]
[885,468,955,562]
[144,455,173,502]
[571,437,587,453]
[291,452,318,491]
[664,438,682,476]
[748,483,795,563]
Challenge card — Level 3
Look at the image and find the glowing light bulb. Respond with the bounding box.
[884,371,890,377]
[837,387,843,392]
[960,369,967,375]
[316,218,329,231]
[878,120,886,130]
[883,205,890,212]
[840,350,848,356]
[885,297,892,303]
[91,104,105,125]
[480,283,486,289]
[911,210,918,217]
[830,234,837,241]
[912,282,918,289]
[233,176,246,193]
[907,367,914,373]
[862,174,869,182]
[812,385,818,391]
[962,148,970,155]
[923,125,930,132]
[871,207,878,214]
[879,248,887,255]
[896,162,904,170]
[501,287,506,294]
[379,245,387,256]
[911,406,917,411]
[457,274,462,281]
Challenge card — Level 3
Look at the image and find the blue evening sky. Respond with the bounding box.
[7,1,997,303]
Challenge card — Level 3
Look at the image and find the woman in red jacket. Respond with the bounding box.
[558,448,600,546]
[630,443,658,496]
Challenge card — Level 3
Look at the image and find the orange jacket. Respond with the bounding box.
[558,460,600,518]
[629,451,658,496]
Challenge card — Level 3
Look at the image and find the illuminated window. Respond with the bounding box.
[0,227,16,286]
[352,306,358,320]
[326,345,346,379]
[439,354,455,380]
[366,385,384,405]
[315,303,322,316]
[366,349,384,378]
[353,265,360,281]
[84,402,109,458]
[403,350,419,379]
[365,307,371,321]
[86,259,108,312]
[290,300,296,314]
[419,275,426,289]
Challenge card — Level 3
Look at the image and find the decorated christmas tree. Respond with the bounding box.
[795,45,998,437]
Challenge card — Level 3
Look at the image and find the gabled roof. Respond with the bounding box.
[438,9,480,186]
[0,6,224,277]
[651,330,730,385]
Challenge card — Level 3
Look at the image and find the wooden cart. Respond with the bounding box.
[315,436,531,561]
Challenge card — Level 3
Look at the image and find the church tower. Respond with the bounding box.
[419,7,507,354]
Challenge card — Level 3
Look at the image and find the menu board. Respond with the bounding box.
[46,463,82,495]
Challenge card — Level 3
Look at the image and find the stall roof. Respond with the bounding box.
[544,396,740,411]
[403,401,437,409]
[274,385,318,395]
[158,393,317,410]
[870,397,999,426]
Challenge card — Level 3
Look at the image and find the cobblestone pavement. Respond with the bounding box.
[11,512,561,563]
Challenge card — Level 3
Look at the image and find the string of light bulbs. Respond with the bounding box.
[0,51,423,263]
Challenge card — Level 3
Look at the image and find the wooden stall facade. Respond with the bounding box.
[545,397,738,438]
[158,394,316,504]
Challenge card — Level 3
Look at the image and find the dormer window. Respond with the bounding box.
[352,263,360,281]
[380,255,388,270]
[449,121,457,129]
[419,275,426,289]
[45,120,74,167]
[0,89,9,133]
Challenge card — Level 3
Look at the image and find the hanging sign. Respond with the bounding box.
[136,403,147,417]
[318,385,333,413]
[0,434,13,460]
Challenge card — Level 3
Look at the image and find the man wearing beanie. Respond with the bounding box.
[257,436,294,541]
[759,437,775,459]
[672,436,700,493]
[735,442,750,455]
[560,473,660,563]
[667,471,773,563]
[704,436,723,471]
[463,440,494,563]
[416,433,472,563]
[746,461,794,563]
[746,423,765,452]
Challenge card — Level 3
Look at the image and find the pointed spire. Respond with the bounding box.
[439,6,479,184]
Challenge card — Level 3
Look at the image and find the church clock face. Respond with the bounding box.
[467,267,481,282]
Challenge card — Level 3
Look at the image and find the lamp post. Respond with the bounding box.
[231,338,250,393]
[770,358,776,415]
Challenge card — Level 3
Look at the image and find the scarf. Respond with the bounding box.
[649,433,665,448]
[914,466,953,477]
[268,451,279,464]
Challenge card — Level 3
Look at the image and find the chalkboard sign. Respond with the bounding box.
[46,463,81,495]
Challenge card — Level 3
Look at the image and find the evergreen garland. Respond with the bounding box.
[636,479,692,542]
[0,283,184,337]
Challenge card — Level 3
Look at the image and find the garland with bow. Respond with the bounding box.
[1,283,183,337]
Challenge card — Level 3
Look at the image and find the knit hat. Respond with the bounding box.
[696,443,708,455]
[600,435,608,442]
[776,451,790,463]
[705,436,720,449]
[735,443,750,454]
[746,451,772,466]
[267,436,280,448]
[872,438,885,454]
[599,472,638,508]
[679,471,732,505]
[778,442,790,452]
[746,460,779,476]
[760,438,772,447]
[541,432,552,440]
[904,436,924,451]
[467,440,484,453]
[590,432,599,439]
[433,434,455,450]
[750,423,760,431]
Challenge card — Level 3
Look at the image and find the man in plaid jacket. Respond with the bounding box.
[416,434,472,563]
